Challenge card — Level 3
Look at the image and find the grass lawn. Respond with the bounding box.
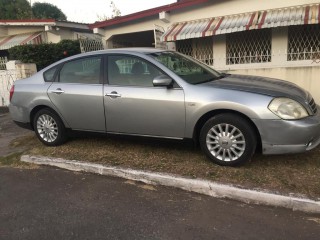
[5,133,320,200]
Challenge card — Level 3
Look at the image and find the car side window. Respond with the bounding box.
[43,66,58,82]
[59,57,101,84]
[107,55,169,87]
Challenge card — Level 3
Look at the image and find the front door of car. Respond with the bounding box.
[48,56,105,131]
[103,54,185,138]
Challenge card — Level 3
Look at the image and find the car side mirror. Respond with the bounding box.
[153,75,173,88]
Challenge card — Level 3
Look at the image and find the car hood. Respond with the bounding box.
[205,74,309,103]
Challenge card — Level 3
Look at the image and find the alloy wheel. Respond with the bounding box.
[206,123,246,162]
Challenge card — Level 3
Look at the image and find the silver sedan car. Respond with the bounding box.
[9,48,320,166]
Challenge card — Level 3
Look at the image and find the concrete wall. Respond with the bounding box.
[226,66,320,104]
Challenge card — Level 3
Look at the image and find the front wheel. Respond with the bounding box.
[33,108,67,146]
[200,114,257,166]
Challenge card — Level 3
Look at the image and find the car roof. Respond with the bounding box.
[79,47,166,56]
[40,48,169,72]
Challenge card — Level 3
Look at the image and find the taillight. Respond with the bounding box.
[9,85,14,102]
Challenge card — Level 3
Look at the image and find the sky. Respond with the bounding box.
[31,0,177,23]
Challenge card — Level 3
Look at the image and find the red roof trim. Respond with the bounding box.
[0,19,55,23]
[90,0,209,29]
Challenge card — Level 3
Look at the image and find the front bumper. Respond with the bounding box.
[253,106,320,155]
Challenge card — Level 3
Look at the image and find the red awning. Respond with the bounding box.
[0,32,44,50]
[161,4,320,42]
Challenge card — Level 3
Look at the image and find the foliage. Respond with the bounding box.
[0,0,32,19]
[97,0,121,21]
[8,40,81,70]
[32,2,67,21]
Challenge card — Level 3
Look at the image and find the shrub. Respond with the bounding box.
[9,40,81,70]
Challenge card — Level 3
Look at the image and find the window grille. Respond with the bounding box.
[176,37,214,65]
[288,25,320,62]
[226,29,272,65]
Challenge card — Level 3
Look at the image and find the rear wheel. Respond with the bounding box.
[200,113,256,166]
[33,108,67,146]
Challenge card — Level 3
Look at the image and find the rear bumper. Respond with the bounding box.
[253,106,320,155]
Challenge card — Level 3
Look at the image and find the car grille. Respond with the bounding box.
[309,98,317,115]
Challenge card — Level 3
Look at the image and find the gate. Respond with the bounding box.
[76,33,105,53]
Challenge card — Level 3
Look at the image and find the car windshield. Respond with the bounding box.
[148,51,223,84]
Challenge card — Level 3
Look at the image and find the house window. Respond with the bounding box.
[288,25,320,62]
[226,29,272,65]
[176,37,214,65]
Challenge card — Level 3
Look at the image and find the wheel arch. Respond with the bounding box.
[30,105,66,130]
[192,109,262,152]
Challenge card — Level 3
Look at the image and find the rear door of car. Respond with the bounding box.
[103,54,185,138]
[47,55,105,131]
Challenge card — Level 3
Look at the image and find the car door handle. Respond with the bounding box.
[105,91,121,98]
[51,88,65,94]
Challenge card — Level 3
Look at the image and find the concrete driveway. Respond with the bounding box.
[0,110,31,156]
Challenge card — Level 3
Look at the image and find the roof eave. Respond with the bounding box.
[89,0,209,29]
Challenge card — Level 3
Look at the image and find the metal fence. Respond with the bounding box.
[0,57,7,70]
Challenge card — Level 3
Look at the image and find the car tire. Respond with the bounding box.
[200,113,257,166]
[33,108,67,146]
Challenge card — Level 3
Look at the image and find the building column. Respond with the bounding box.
[271,27,288,67]
[213,35,226,70]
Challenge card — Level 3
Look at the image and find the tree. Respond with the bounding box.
[0,0,32,19]
[97,0,121,21]
[32,2,67,21]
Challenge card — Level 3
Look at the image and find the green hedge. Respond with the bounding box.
[9,40,81,70]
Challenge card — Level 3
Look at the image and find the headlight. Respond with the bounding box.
[268,98,309,120]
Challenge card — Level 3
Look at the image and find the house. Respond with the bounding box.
[0,19,100,56]
[89,0,320,102]
[0,19,102,106]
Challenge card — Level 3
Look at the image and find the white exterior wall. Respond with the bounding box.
[46,28,76,43]
[7,26,44,35]
[0,27,8,37]
[168,0,320,23]
[101,0,320,40]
